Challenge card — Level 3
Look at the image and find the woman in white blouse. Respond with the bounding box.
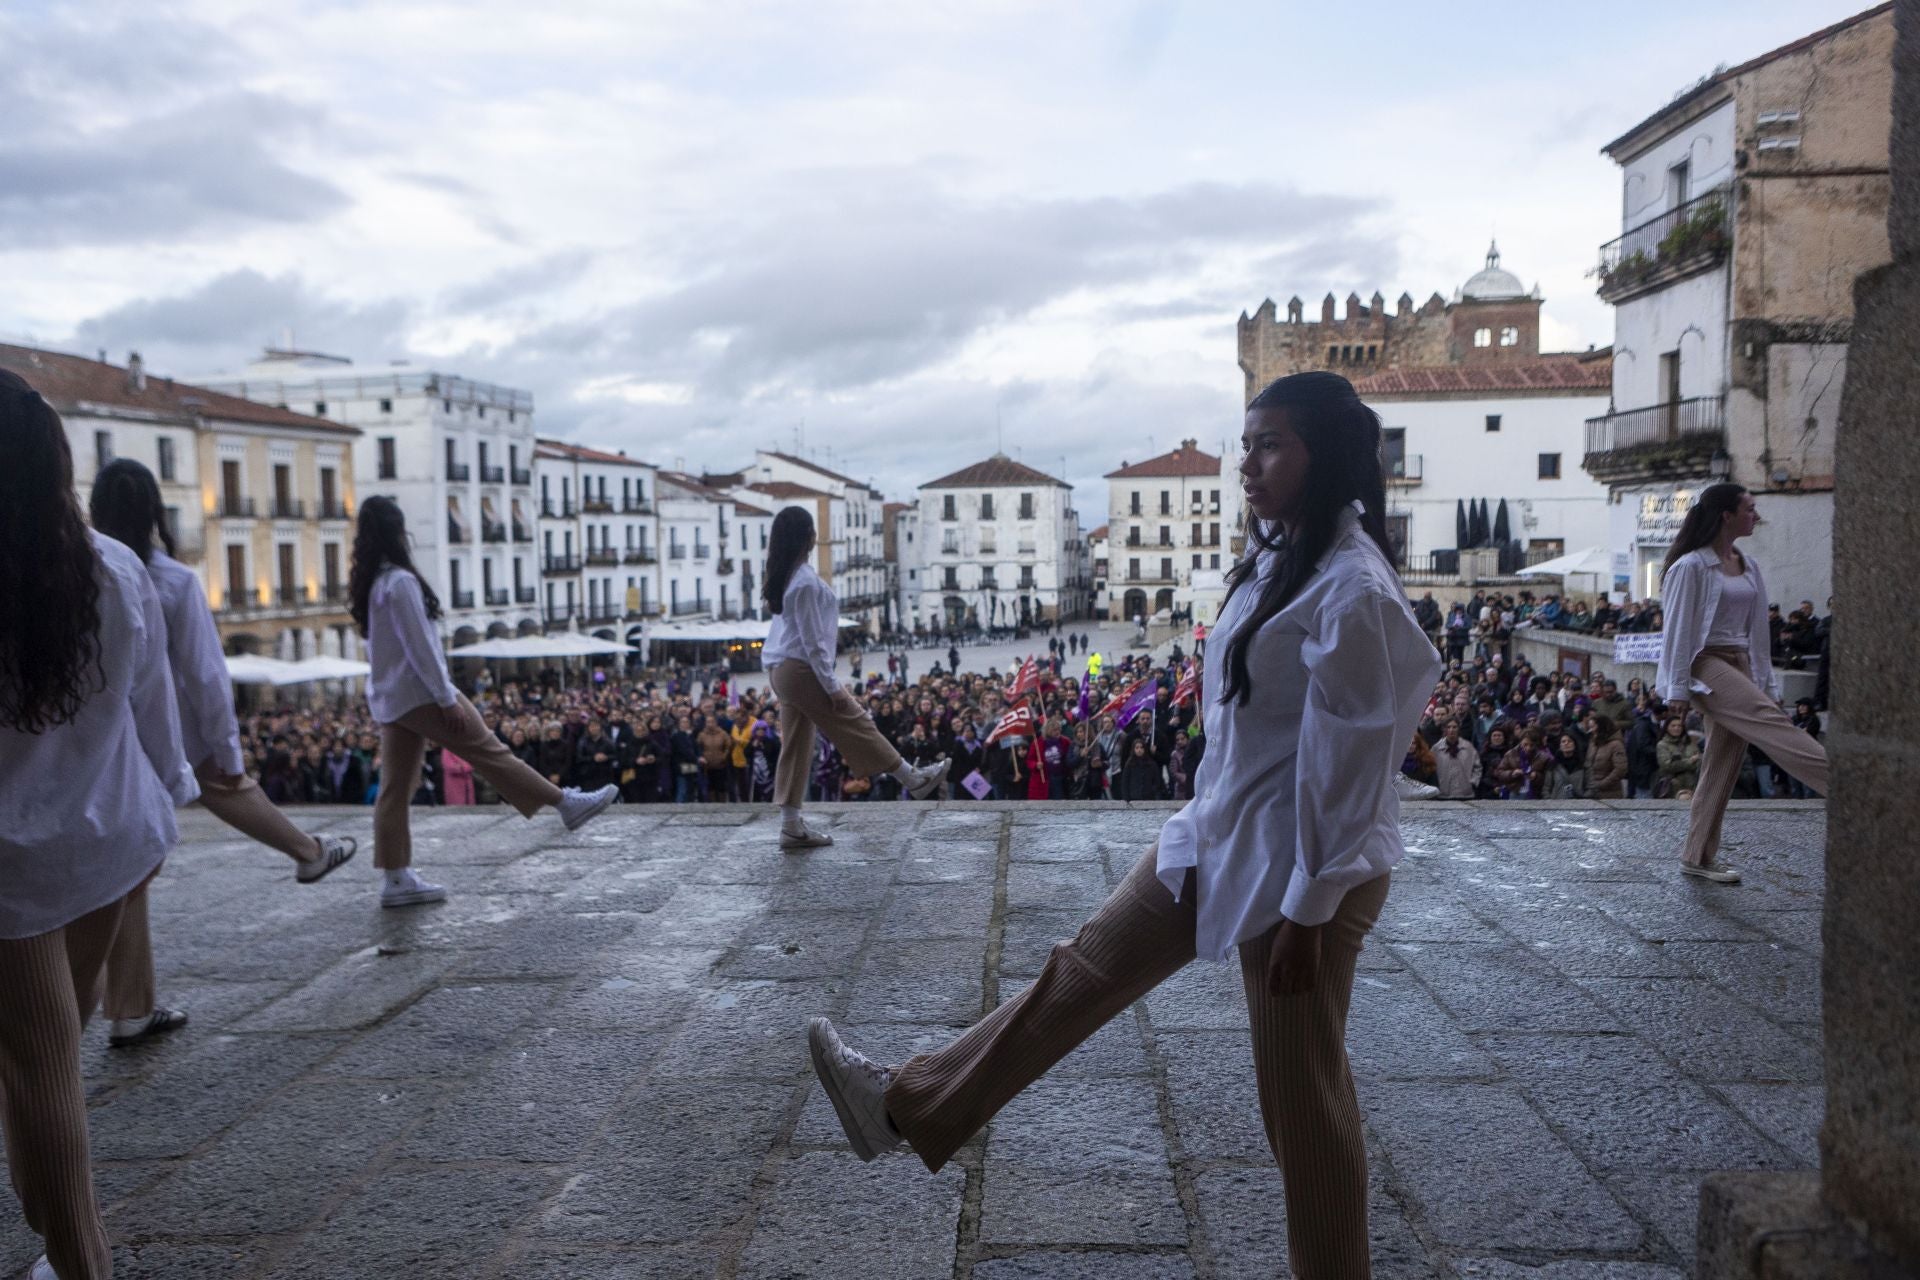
[760,506,949,851]
[0,370,199,1280]
[351,497,617,907]
[1656,483,1827,883]
[89,459,360,1049]
[808,372,1439,1278]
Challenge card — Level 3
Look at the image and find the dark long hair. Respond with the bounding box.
[348,494,439,636]
[1219,371,1392,707]
[763,505,815,616]
[89,457,177,564]
[0,368,103,732]
[1660,483,1747,581]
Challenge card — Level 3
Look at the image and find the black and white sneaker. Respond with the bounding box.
[808,1017,906,1161]
[109,1007,189,1048]
[297,835,358,884]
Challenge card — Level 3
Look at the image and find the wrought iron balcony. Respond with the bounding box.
[447,520,468,544]
[668,545,687,560]
[515,586,537,603]
[582,496,614,514]
[1585,396,1725,454]
[274,584,308,606]
[623,548,656,565]
[486,589,510,607]
[219,496,256,518]
[480,464,505,484]
[622,498,652,514]
[585,548,619,566]
[512,523,533,542]
[542,554,581,575]
[446,462,471,482]
[1386,454,1423,486]
[1596,188,1730,301]
[219,587,260,612]
[510,467,532,486]
[671,598,709,617]
[451,590,475,609]
[482,521,508,543]
[317,499,351,520]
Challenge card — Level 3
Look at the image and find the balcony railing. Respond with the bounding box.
[1596,188,1730,300]
[510,467,532,486]
[1585,396,1725,455]
[320,583,346,604]
[541,499,577,518]
[1017,543,1037,556]
[582,496,614,514]
[485,588,510,607]
[446,462,471,482]
[624,548,656,564]
[692,544,712,560]
[1386,454,1423,486]
[274,584,308,606]
[542,554,581,575]
[451,590,475,609]
[515,586,537,603]
[317,499,351,520]
[268,497,301,520]
[718,558,735,574]
[622,498,652,514]
[447,520,468,544]
[669,546,687,560]
[585,548,619,566]
[671,599,709,617]
[220,587,260,612]
[584,606,623,626]
[512,523,533,543]
[219,496,256,519]
[482,521,508,543]
[480,464,505,484]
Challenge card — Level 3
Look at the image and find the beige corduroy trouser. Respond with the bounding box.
[377,693,563,870]
[0,893,130,1280]
[1681,646,1830,868]
[886,846,1391,1280]
[768,659,904,808]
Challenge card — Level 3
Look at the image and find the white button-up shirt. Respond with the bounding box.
[366,567,459,724]
[1,533,199,939]
[761,563,840,693]
[1656,548,1777,702]
[147,551,245,777]
[1156,508,1440,959]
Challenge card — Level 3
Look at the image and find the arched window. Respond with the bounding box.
[1499,326,1520,347]
[1472,328,1492,348]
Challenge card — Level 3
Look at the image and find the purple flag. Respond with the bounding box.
[1076,681,1090,724]
[1114,681,1157,730]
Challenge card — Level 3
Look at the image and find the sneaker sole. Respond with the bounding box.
[808,1018,881,1162]
[780,833,834,852]
[380,889,448,908]
[563,790,618,832]
[908,760,953,800]
[109,1011,188,1048]
[1681,867,1740,884]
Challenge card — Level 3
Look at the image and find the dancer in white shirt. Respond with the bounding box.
[1656,483,1827,883]
[88,459,360,1049]
[0,370,199,1280]
[760,506,949,850]
[808,372,1438,1278]
[352,496,617,907]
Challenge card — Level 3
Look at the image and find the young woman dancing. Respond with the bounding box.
[352,496,617,905]
[1656,483,1827,883]
[88,459,359,1048]
[0,370,200,1280]
[760,506,948,851]
[807,372,1440,1278]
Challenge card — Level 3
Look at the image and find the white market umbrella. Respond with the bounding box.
[279,655,372,682]
[224,654,298,684]
[537,633,640,656]
[1515,547,1613,578]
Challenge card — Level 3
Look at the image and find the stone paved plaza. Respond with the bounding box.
[1,799,1827,1279]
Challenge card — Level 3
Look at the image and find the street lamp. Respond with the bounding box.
[1709,447,1732,481]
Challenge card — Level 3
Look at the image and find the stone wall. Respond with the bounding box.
[1237,292,1545,402]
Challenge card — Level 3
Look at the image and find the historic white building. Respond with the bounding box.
[656,472,728,621]
[715,451,888,628]
[729,499,774,621]
[202,350,540,646]
[534,440,659,645]
[912,454,1087,630]
[885,501,918,632]
[1104,440,1233,624]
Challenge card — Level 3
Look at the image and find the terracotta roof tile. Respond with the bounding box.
[1350,354,1612,398]
[534,437,654,468]
[1104,441,1221,480]
[920,455,1069,490]
[660,471,733,501]
[733,500,773,517]
[1090,524,1109,540]
[0,343,359,436]
[761,450,873,490]
[746,480,831,500]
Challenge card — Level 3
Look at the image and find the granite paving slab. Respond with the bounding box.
[0,799,1825,1278]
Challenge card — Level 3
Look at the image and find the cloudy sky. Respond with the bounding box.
[0,0,1870,506]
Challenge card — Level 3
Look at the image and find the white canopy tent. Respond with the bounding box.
[1515,547,1613,578]
[447,635,639,659]
[641,617,863,643]
[224,655,372,686]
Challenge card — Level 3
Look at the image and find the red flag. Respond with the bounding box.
[1009,657,1039,701]
[1173,660,1200,707]
[986,703,1034,745]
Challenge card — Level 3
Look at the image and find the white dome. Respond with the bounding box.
[1462,241,1526,300]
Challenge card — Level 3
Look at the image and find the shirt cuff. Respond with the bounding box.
[1281,867,1349,928]
[169,770,203,809]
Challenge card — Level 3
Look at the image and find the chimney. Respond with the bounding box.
[127,351,146,392]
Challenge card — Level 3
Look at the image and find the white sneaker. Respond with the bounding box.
[380,868,448,908]
[297,834,357,884]
[558,784,619,831]
[31,1255,54,1280]
[807,1017,905,1161]
[905,759,953,801]
[1392,772,1441,801]
[1682,862,1741,884]
[780,820,834,853]
[109,1006,189,1048]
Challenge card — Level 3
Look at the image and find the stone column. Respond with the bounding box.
[1698,3,1920,1275]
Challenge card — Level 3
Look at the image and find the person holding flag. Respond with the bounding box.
[809,370,1440,1279]
[761,506,950,850]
